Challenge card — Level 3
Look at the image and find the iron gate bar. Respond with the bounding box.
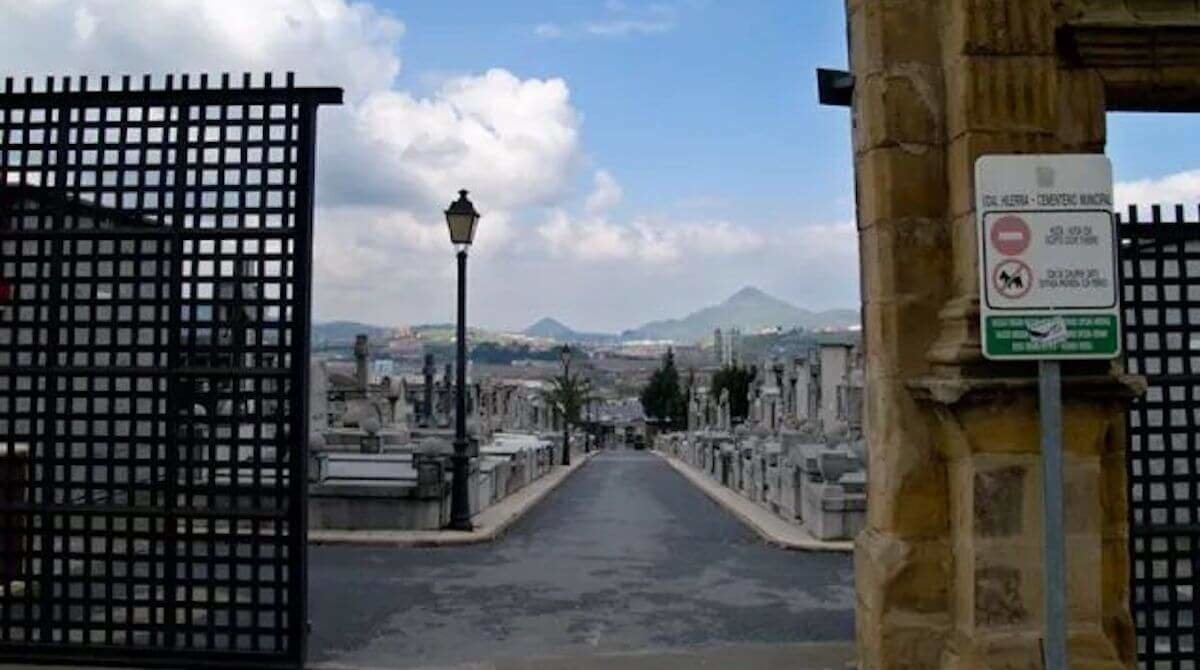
[0,72,341,669]
[1119,202,1200,670]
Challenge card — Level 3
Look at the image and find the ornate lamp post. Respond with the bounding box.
[445,189,480,531]
[560,344,571,466]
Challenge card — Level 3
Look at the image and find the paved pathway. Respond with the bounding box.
[308,450,855,669]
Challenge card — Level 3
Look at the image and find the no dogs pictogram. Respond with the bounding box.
[993,259,1032,299]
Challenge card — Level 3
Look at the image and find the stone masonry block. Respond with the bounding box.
[1066,534,1105,624]
[947,453,1037,544]
[1063,456,1103,536]
[863,379,950,538]
[1057,68,1108,151]
[1062,398,1118,457]
[855,528,951,668]
[946,212,979,301]
[1100,444,1129,536]
[864,294,946,379]
[956,396,1043,456]
[854,70,945,153]
[855,146,947,224]
[974,462,1027,537]
[967,541,1044,631]
[848,0,943,75]
[1101,536,1136,664]
[1069,0,1200,25]
[945,55,1060,142]
[943,0,1056,57]
[859,217,952,303]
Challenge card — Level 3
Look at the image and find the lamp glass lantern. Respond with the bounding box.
[560,344,571,368]
[445,189,481,248]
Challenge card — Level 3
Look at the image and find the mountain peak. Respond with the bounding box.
[727,286,772,303]
[523,318,619,343]
[529,317,568,329]
[524,317,573,338]
[621,287,859,343]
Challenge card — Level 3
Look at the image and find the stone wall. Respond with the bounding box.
[841,0,1200,667]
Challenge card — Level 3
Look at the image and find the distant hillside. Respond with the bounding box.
[621,287,858,343]
[312,320,394,345]
[523,317,618,343]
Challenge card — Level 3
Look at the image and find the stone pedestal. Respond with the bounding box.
[910,375,1139,669]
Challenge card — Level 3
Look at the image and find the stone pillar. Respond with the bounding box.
[846,1,1135,667]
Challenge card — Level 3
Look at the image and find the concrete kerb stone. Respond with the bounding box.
[307,451,596,548]
[654,451,854,553]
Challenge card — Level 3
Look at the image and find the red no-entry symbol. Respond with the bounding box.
[991,215,1032,256]
[993,260,1033,299]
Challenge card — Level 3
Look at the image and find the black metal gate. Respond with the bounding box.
[1121,203,1200,669]
[0,74,340,668]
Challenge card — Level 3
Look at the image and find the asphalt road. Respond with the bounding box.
[308,450,855,669]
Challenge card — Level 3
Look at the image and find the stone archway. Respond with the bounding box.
[843,1,1200,667]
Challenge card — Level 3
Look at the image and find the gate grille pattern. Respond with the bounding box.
[1121,204,1200,669]
[0,74,340,668]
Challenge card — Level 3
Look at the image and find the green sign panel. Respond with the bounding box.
[984,314,1119,358]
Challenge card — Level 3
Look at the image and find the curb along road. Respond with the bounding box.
[307,451,596,548]
[654,451,853,554]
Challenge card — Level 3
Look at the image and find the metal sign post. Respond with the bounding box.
[1038,360,1067,669]
[976,155,1120,669]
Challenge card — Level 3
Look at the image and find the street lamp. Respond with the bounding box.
[586,396,594,453]
[445,189,480,531]
[560,344,571,466]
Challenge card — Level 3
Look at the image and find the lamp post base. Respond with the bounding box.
[447,448,473,532]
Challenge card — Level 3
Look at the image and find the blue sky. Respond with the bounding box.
[388,1,855,226]
[384,0,1193,214]
[0,1,1195,331]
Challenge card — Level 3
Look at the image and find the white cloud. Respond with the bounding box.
[1116,169,1200,216]
[585,18,676,37]
[332,69,581,212]
[587,2,678,36]
[537,210,764,265]
[534,2,680,40]
[533,23,563,39]
[72,5,97,42]
[0,0,404,101]
[786,221,859,266]
[585,169,624,214]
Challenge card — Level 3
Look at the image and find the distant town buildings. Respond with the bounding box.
[713,327,742,366]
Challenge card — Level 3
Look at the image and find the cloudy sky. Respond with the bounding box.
[1,1,1197,332]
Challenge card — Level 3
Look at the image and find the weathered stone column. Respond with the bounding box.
[846,1,1137,667]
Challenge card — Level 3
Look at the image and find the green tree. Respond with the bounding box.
[709,364,756,425]
[640,348,686,430]
[542,372,591,465]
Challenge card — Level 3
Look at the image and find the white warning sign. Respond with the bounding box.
[976,155,1121,360]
